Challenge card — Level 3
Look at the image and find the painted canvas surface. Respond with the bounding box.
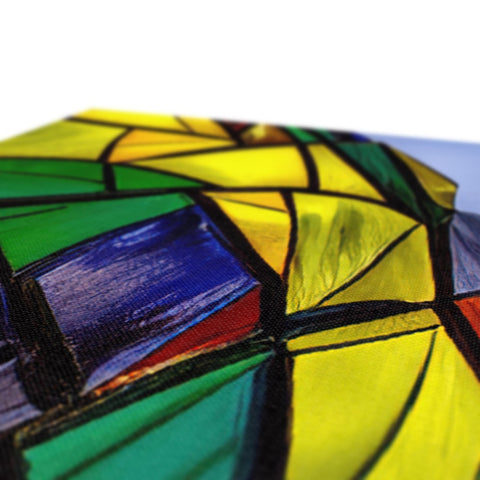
[0,110,479,479]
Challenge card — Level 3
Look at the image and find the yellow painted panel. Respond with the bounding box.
[288,309,440,352]
[287,329,435,480]
[132,146,308,188]
[394,148,457,209]
[0,121,124,160]
[205,191,287,212]
[241,124,292,145]
[309,144,383,201]
[213,198,291,274]
[74,109,187,131]
[181,116,230,138]
[367,329,480,480]
[324,225,435,306]
[109,129,234,162]
[286,194,418,314]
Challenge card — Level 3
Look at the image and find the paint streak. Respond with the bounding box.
[26,206,258,391]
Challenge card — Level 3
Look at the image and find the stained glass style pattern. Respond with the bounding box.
[0,110,479,479]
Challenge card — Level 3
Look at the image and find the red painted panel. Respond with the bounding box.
[125,286,262,372]
[455,296,480,338]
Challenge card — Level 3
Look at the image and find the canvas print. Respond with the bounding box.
[0,110,479,479]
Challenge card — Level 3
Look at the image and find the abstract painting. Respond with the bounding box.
[0,110,479,479]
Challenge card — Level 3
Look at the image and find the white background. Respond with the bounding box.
[1,1,479,143]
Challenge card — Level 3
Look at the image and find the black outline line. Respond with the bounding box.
[352,330,438,479]
[97,128,132,192]
[67,116,231,141]
[281,191,298,285]
[174,116,194,133]
[112,142,300,163]
[248,345,293,480]
[44,358,267,480]
[280,127,319,191]
[202,194,287,213]
[317,224,421,306]
[284,300,434,340]
[428,216,480,378]
[291,324,439,356]
[304,131,423,222]
[18,338,271,448]
[380,143,454,222]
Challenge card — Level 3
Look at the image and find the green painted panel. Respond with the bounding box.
[24,353,267,480]
[286,127,318,143]
[0,193,193,270]
[315,129,336,142]
[0,159,104,198]
[339,143,423,218]
[114,165,202,190]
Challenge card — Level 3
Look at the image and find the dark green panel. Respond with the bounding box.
[23,353,267,480]
[286,127,318,143]
[0,159,104,198]
[338,143,423,218]
[114,165,202,190]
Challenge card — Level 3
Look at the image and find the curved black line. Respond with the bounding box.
[66,116,230,141]
[281,191,298,285]
[317,224,421,307]
[97,128,132,192]
[280,128,319,190]
[284,300,434,339]
[352,330,438,479]
[291,324,439,357]
[429,217,480,379]
[304,130,423,222]
[0,187,421,219]
[114,163,217,188]
[174,116,193,132]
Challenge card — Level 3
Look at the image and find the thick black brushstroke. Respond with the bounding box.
[10,278,84,410]
[0,186,413,216]
[280,128,319,191]
[97,128,132,192]
[174,116,193,132]
[318,225,420,307]
[430,217,480,378]
[234,363,270,480]
[217,121,245,145]
[19,337,270,448]
[281,191,298,286]
[249,345,293,480]
[67,116,230,141]
[291,324,439,357]
[353,330,438,479]
[285,300,433,339]
[304,130,423,222]
[0,433,23,480]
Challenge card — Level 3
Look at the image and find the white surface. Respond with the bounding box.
[1,0,480,143]
[0,1,479,212]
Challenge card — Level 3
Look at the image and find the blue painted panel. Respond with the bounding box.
[31,206,258,391]
[0,285,42,432]
[0,359,42,432]
[450,212,480,294]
